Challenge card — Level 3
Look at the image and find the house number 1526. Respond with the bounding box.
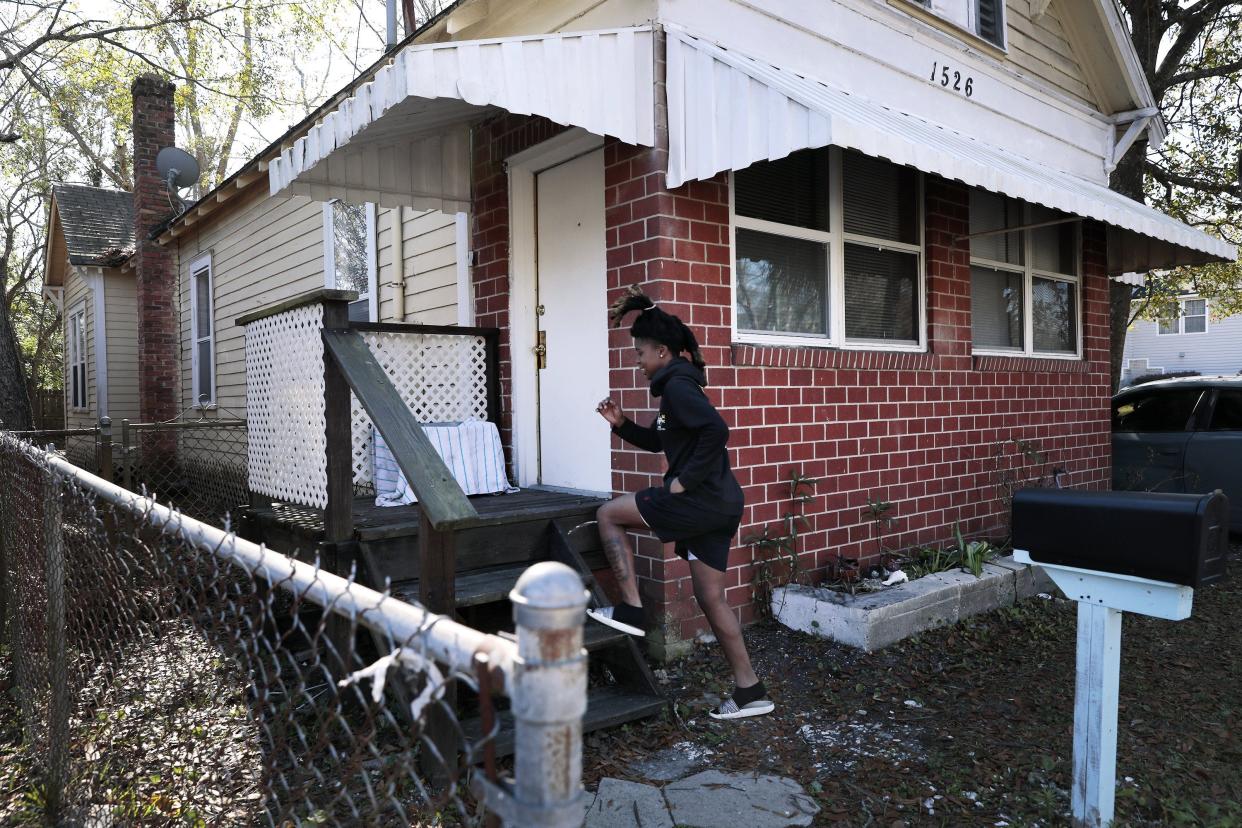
[929,61,974,97]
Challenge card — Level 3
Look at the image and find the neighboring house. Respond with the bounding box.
[1120,296,1242,386]
[44,78,470,428]
[44,0,1238,650]
[42,184,140,430]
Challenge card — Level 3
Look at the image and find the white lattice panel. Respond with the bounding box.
[351,332,489,488]
[244,304,328,508]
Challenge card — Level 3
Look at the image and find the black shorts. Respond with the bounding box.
[635,486,742,573]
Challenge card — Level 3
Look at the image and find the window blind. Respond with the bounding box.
[844,245,918,341]
[734,148,830,232]
[843,151,919,244]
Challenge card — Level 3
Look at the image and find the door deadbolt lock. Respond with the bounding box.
[534,330,547,369]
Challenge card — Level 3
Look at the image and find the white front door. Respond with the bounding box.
[534,148,611,493]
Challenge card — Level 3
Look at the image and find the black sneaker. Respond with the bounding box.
[586,603,646,637]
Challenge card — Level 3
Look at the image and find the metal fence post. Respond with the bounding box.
[98,417,113,483]
[476,562,587,827]
[120,419,133,491]
[42,467,69,816]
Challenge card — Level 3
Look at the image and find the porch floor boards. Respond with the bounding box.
[246,488,608,544]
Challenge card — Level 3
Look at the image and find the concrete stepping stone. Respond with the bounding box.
[662,770,820,827]
[584,778,674,828]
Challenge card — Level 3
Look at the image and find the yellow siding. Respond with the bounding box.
[176,192,466,420]
[1004,0,1095,108]
[176,190,328,419]
[62,264,94,429]
[376,207,461,325]
[103,270,141,421]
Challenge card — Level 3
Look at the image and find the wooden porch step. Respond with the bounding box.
[390,564,530,609]
[461,686,668,759]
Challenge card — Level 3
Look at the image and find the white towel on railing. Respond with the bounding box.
[373,420,516,507]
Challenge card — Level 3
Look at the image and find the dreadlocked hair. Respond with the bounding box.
[608,285,707,375]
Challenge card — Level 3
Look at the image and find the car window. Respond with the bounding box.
[1209,390,1242,431]
[1113,389,1203,432]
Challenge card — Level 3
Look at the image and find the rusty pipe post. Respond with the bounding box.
[508,562,588,826]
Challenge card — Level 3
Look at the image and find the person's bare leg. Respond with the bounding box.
[690,559,759,688]
[596,494,646,607]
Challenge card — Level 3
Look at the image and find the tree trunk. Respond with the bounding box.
[1107,136,1149,391]
[0,299,33,430]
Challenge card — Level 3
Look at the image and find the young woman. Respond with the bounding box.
[587,286,774,720]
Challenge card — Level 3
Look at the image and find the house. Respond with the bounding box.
[50,0,1237,657]
[42,184,140,437]
[1121,295,1242,386]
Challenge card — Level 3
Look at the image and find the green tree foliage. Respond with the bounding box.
[1112,2,1242,383]
[0,0,392,417]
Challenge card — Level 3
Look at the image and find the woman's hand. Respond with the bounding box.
[596,397,626,428]
[668,478,685,494]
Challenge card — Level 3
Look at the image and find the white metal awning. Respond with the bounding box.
[664,26,1235,273]
[269,27,656,213]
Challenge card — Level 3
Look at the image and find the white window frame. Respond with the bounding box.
[189,253,216,408]
[67,302,88,411]
[970,202,1082,360]
[1156,296,1209,336]
[730,147,927,352]
[323,200,379,322]
[901,0,1008,51]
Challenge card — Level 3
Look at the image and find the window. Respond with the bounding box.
[969,192,1080,357]
[733,147,924,349]
[912,0,1005,47]
[1157,297,1207,335]
[1209,390,1242,431]
[68,304,87,410]
[324,200,377,322]
[189,255,215,407]
[1113,389,1204,433]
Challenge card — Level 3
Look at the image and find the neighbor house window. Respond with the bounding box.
[733,147,924,349]
[324,200,377,322]
[68,304,87,410]
[969,191,1080,357]
[189,254,215,407]
[1157,297,1207,335]
[913,0,1005,47]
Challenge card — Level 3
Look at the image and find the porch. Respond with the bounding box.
[236,289,666,755]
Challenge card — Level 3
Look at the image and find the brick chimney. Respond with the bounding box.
[132,74,178,425]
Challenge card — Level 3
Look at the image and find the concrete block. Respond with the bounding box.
[774,555,1054,651]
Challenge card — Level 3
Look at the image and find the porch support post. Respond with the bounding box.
[419,509,459,786]
[321,297,356,671]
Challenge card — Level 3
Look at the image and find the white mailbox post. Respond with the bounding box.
[1011,551,1192,827]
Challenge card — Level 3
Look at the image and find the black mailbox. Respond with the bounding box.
[1012,489,1229,588]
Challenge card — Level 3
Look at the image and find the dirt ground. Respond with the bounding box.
[582,544,1242,827]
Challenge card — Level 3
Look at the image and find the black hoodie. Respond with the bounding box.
[613,357,744,516]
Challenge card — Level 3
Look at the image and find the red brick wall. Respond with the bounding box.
[132,74,179,424]
[469,119,1112,653]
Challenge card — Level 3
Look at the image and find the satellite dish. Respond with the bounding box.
[156,146,200,189]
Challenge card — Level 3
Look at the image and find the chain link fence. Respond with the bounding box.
[0,432,589,826]
[11,418,250,530]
